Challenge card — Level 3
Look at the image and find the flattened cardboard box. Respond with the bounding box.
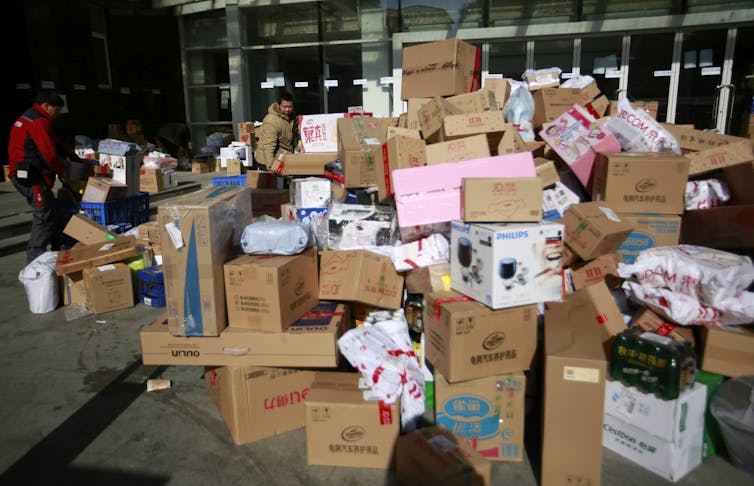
[615,213,681,264]
[462,177,542,222]
[224,247,319,332]
[55,236,138,276]
[685,139,753,176]
[319,250,404,309]
[63,213,117,245]
[563,202,635,261]
[541,299,606,486]
[205,366,315,445]
[680,204,754,249]
[401,38,480,100]
[83,262,134,315]
[337,117,391,187]
[699,325,754,377]
[426,290,537,383]
[305,372,399,468]
[592,152,689,215]
[425,134,490,165]
[140,303,348,368]
[270,151,334,176]
[661,124,745,152]
[158,186,252,337]
[396,425,491,485]
[435,372,525,462]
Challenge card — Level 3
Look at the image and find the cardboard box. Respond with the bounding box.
[393,153,537,228]
[631,307,695,347]
[337,117,391,187]
[192,157,217,173]
[387,127,421,140]
[533,86,599,129]
[417,97,462,143]
[450,221,564,310]
[541,299,607,486]
[299,113,342,153]
[55,236,139,276]
[406,98,432,131]
[609,100,659,120]
[291,178,330,208]
[694,369,726,460]
[680,204,754,248]
[446,90,497,114]
[720,161,754,205]
[443,111,507,154]
[588,95,610,117]
[563,202,635,261]
[615,213,681,264]
[83,263,134,314]
[99,153,141,196]
[482,78,512,110]
[305,372,400,468]
[566,253,619,292]
[425,134,490,165]
[139,168,176,193]
[497,127,528,155]
[534,157,559,188]
[404,263,450,295]
[81,177,128,203]
[401,38,480,100]
[426,291,536,382]
[661,124,745,152]
[435,372,525,462]
[224,247,319,332]
[462,177,542,222]
[251,188,289,218]
[158,186,252,337]
[318,250,404,309]
[592,152,690,215]
[205,366,315,445]
[603,380,706,482]
[246,170,278,189]
[567,281,628,345]
[685,139,753,177]
[226,158,247,176]
[380,135,427,199]
[140,303,348,367]
[62,271,88,306]
[699,325,754,377]
[237,122,255,145]
[270,151,334,176]
[63,214,117,245]
[396,426,491,485]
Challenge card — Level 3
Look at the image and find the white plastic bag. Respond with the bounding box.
[605,98,680,154]
[561,75,597,89]
[240,221,311,255]
[18,251,59,314]
[391,233,449,272]
[503,86,535,142]
[685,179,730,210]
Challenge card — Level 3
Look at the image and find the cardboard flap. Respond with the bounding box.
[55,236,138,276]
[545,299,606,362]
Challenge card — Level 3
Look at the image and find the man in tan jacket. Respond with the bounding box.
[253,92,297,168]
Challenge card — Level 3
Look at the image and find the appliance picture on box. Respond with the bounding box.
[457,236,484,286]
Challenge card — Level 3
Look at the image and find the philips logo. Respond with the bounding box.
[496,230,528,240]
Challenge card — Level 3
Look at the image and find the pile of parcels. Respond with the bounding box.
[188,123,256,175]
[55,37,753,483]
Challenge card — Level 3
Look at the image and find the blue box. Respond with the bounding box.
[137,266,165,307]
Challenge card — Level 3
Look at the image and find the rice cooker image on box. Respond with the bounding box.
[451,220,565,309]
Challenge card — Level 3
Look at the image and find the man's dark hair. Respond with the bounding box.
[278,92,294,104]
[36,89,65,107]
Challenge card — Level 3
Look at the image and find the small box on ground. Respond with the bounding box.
[83,262,134,314]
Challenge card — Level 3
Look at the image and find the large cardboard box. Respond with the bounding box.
[592,152,690,215]
[83,263,134,314]
[337,117,391,187]
[680,204,754,248]
[55,236,139,276]
[661,124,745,152]
[205,366,315,445]
[140,303,348,367]
[615,213,681,264]
[139,168,177,193]
[425,134,490,165]
[270,151,334,176]
[482,78,512,110]
[395,425,491,485]
[450,221,564,310]
[417,97,462,143]
[192,158,217,173]
[158,186,252,337]
[603,380,706,482]
[305,372,400,468]
[299,113,342,153]
[684,139,753,177]
[435,372,525,462]
[81,177,128,203]
[380,135,427,200]
[224,247,319,332]
[563,202,635,261]
[446,90,497,114]
[699,325,754,377]
[63,214,117,245]
[426,290,537,382]
[318,250,404,309]
[443,111,507,154]
[532,84,601,129]
[462,177,542,222]
[541,299,607,486]
[401,38,480,100]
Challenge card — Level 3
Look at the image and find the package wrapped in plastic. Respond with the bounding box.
[685,179,730,210]
[605,98,680,154]
[327,203,397,250]
[18,251,59,314]
[561,75,597,89]
[522,67,562,90]
[337,311,425,432]
[503,86,536,142]
[142,151,178,170]
[391,233,450,272]
[240,220,311,255]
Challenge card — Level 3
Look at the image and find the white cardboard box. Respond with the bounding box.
[450,220,564,309]
[292,178,331,208]
[602,380,706,482]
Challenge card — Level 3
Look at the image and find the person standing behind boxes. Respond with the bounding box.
[8,90,77,263]
[253,92,297,169]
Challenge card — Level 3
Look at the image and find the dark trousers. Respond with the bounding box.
[11,177,63,263]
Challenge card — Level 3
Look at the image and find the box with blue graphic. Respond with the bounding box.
[158,186,253,336]
[615,213,681,264]
[435,372,526,462]
[137,265,165,308]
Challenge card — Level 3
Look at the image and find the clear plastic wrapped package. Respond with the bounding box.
[241,220,311,255]
[326,202,397,250]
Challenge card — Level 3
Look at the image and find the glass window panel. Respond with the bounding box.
[582,0,673,20]
[676,29,728,129]
[626,33,675,121]
[324,44,364,113]
[580,36,623,100]
[730,26,754,137]
[244,2,318,45]
[489,41,527,79]
[400,0,482,32]
[533,39,573,72]
[489,0,573,27]
[186,50,229,86]
[321,0,361,41]
[188,86,232,123]
[686,0,754,14]
[184,10,227,48]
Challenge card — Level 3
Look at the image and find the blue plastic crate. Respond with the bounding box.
[212,175,247,187]
[79,193,150,226]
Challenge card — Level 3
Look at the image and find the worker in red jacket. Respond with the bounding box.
[8,90,74,263]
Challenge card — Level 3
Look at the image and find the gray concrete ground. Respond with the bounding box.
[0,171,751,485]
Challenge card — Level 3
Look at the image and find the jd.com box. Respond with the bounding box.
[450,220,564,310]
[462,177,542,223]
[205,365,315,445]
[158,186,252,336]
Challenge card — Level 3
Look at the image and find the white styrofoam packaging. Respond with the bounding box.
[292,178,331,208]
[602,380,706,482]
[450,220,564,309]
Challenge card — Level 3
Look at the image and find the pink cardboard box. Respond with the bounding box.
[392,153,536,227]
[539,104,620,191]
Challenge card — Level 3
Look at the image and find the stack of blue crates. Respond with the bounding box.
[212,175,247,187]
[136,266,165,307]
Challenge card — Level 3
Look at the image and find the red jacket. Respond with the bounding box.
[8,103,67,188]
